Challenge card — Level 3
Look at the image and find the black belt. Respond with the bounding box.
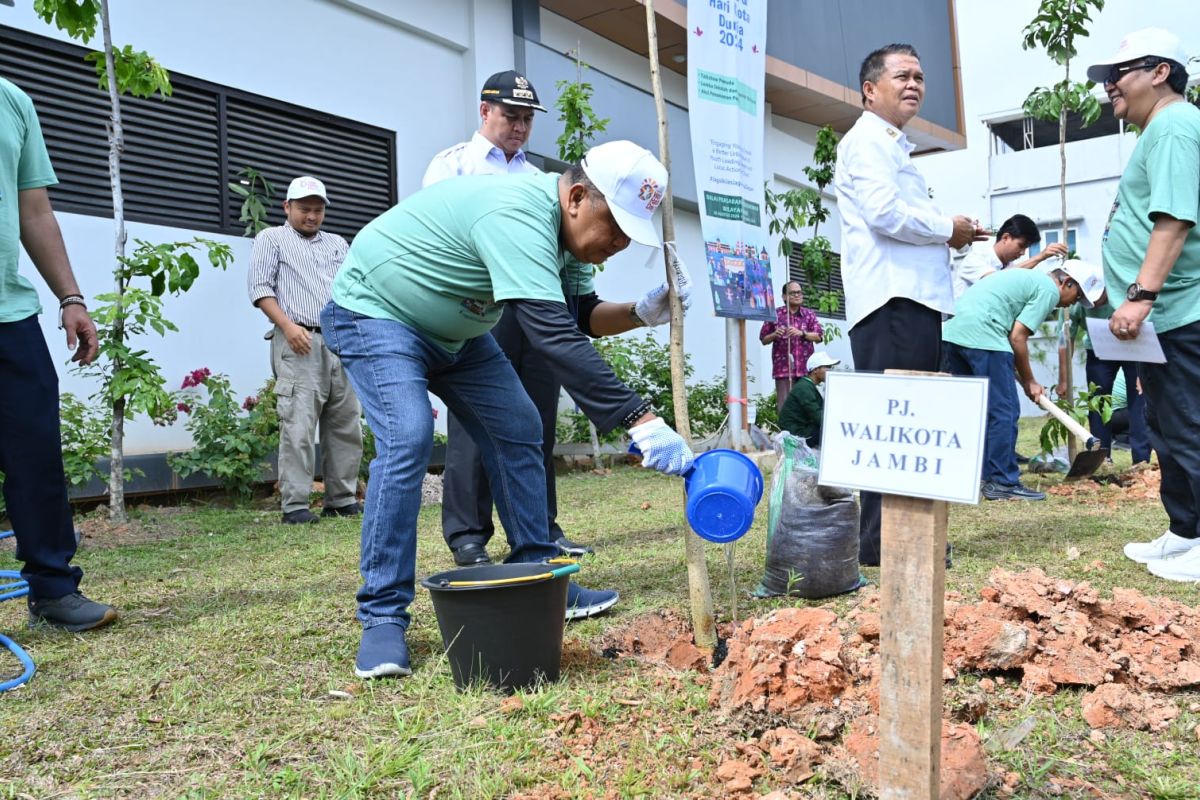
[298,324,321,333]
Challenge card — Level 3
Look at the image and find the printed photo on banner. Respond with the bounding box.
[706,240,774,319]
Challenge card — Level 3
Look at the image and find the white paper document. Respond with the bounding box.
[1086,318,1167,363]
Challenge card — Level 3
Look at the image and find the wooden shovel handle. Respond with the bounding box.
[1036,395,1095,445]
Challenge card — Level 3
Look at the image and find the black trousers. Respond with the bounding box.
[1139,319,1200,540]
[848,298,944,566]
[441,312,564,550]
[1084,350,1151,464]
[0,315,82,599]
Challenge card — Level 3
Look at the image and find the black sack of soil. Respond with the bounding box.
[754,433,863,599]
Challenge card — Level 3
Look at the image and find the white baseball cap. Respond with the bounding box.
[580,141,667,249]
[807,351,840,372]
[286,176,329,204]
[1060,259,1106,309]
[1086,28,1190,83]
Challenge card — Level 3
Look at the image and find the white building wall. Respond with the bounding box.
[3,0,513,452]
[5,0,868,455]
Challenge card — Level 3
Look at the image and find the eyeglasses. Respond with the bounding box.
[786,290,803,296]
[1103,61,1158,86]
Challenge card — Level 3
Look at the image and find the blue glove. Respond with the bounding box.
[629,418,694,476]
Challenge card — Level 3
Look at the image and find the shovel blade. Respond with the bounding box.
[1065,448,1110,480]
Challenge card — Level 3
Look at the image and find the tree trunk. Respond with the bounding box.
[101,0,129,522]
[1060,59,1078,462]
[588,419,602,466]
[644,0,716,650]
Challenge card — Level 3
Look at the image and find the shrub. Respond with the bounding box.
[168,369,279,500]
[59,392,112,489]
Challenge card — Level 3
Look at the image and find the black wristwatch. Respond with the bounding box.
[1126,282,1159,303]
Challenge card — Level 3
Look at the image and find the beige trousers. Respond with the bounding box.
[271,327,363,513]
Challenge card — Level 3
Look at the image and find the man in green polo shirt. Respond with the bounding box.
[321,140,693,679]
[1,77,116,631]
[1089,29,1200,581]
[942,261,1104,501]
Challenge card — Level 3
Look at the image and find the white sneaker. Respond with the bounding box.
[1123,530,1200,564]
[1147,546,1200,583]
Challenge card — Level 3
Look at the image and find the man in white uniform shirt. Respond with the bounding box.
[422,70,545,186]
[424,70,593,567]
[247,176,363,524]
[833,43,986,566]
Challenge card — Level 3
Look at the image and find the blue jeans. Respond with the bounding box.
[942,343,1020,486]
[320,302,560,629]
[1084,350,1150,464]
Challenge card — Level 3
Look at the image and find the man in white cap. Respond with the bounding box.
[247,176,363,524]
[322,140,693,679]
[942,261,1105,501]
[1088,29,1200,580]
[778,351,839,448]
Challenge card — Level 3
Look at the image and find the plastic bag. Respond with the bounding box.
[755,432,863,598]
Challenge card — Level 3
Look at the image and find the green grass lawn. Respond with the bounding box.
[1,420,1197,798]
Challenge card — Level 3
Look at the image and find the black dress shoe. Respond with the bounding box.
[452,543,491,567]
[322,502,363,517]
[554,536,594,557]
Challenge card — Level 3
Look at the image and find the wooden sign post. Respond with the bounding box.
[879,493,948,798]
[819,370,988,798]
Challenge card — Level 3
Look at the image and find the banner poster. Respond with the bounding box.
[686,0,771,321]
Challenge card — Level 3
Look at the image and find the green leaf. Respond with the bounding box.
[34,0,101,42]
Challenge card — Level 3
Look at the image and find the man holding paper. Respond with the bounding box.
[1089,29,1200,581]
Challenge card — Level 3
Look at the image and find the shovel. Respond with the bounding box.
[1036,395,1109,479]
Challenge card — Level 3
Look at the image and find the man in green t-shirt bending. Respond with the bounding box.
[942,261,1104,501]
[322,140,693,679]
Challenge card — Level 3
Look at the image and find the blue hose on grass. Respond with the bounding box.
[0,530,36,691]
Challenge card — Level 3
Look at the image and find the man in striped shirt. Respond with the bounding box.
[247,176,363,525]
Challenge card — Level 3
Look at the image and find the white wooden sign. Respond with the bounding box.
[818,372,989,504]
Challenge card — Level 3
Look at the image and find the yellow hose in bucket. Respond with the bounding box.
[439,559,580,588]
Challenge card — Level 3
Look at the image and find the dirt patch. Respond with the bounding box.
[1048,462,1161,503]
[595,609,712,671]
[73,507,204,550]
[843,717,989,800]
[593,568,1198,796]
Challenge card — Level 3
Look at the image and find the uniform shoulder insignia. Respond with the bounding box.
[885,127,899,139]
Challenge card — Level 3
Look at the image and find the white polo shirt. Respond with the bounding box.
[834,111,955,330]
[422,131,539,188]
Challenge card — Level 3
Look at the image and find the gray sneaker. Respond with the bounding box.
[981,481,1046,501]
[28,591,118,632]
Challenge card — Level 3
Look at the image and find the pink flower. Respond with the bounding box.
[243,395,259,411]
[432,407,439,419]
[177,402,192,414]
[181,367,212,389]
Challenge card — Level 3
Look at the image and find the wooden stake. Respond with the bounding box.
[739,319,749,437]
[879,493,947,800]
[644,0,716,650]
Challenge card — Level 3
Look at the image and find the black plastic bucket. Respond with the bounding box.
[421,562,572,692]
